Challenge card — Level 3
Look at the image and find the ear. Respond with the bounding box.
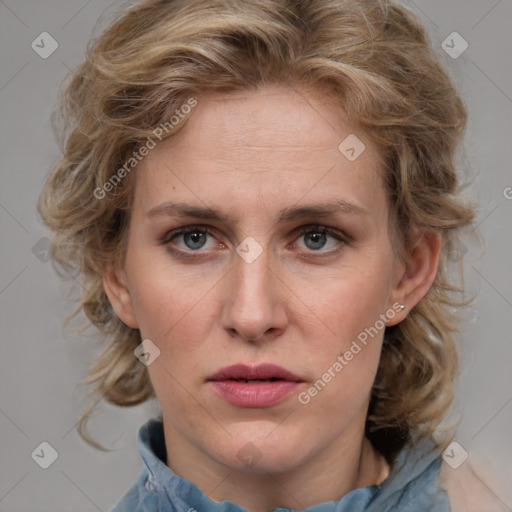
[387,228,441,326]
[103,261,139,329]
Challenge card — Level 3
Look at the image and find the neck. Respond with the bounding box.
[162,416,390,511]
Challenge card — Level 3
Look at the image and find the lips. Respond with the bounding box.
[207,363,303,383]
[207,364,303,408]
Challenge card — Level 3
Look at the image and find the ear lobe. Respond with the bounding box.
[387,229,441,326]
[102,262,139,329]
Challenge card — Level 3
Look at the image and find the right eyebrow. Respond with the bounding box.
[146,201,231,222]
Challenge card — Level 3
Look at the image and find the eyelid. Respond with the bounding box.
[161,224,213,242]
[295,224,350,243]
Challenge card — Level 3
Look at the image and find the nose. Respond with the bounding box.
[221,246,288,344]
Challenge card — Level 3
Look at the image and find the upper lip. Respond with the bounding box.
[207,364,303,382]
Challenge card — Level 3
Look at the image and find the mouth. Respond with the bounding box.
[207,363,303,383]
[207,364,304,408]
[224,378,284,382]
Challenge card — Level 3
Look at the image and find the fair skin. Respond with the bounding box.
[104,84,440,511]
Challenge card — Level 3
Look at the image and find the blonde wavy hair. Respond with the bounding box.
[39,0,475,462]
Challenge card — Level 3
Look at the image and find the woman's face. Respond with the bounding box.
[110,84,407,474]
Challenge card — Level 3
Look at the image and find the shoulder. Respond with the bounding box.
[439,459,509,512]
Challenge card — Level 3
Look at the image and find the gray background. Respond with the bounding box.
[0,0,511,510]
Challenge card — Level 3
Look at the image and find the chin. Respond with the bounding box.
[214,427,310,474]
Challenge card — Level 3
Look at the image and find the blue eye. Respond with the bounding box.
[165,226,216,251]
[182,230,208,250]
[295,226,346,252]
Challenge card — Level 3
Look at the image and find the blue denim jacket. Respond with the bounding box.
[109,419,450,512]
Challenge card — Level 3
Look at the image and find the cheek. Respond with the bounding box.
[296,280,387,428]
[290,251,392,409]
[125,241,216,342]
[293,252,394,349]
[124,249,219,375]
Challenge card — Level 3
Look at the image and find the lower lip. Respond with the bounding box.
[209,380,302,408]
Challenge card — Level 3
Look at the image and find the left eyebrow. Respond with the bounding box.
[145,198,368,222]
[278,199,368,221]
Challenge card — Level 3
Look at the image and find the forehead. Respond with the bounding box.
[133,84,386,218]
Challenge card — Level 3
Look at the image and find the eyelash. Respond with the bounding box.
[161,224,349,259]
